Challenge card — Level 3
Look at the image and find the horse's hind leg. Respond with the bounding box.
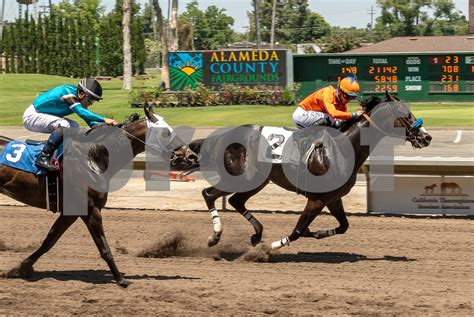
[202,186,230,247]
[309,198,349,239]
[271,198,324,250]
[81,207,128,287]
[19,215,78,278]
[228,180,270,246]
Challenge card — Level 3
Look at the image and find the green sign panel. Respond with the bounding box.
[294,53,474,102]
[169,50,293,90]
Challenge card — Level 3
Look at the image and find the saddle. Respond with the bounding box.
[24,139,61,213]
[291,129,329,176]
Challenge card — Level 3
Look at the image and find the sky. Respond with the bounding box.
[2,0,471,32]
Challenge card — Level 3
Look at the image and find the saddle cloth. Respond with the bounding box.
[0,140,63,175]
[258,126,295,163]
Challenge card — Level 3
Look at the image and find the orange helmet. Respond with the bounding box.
[338,77,360,97]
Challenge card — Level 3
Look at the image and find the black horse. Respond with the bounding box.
[190,93,432,249]
[0,106,198,286]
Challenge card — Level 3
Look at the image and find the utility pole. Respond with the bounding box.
[367,5,375,31]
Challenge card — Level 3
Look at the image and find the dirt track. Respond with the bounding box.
[0,206,472,315]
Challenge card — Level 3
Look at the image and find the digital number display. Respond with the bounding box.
[429,55,463,92]
[320,54,473,95]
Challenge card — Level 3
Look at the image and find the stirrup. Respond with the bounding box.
[35,156,59,171]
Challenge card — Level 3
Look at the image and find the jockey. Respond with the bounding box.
[293,76,364,129]
[23,78,118,170]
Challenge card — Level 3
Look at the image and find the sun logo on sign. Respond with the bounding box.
[177,60,200,76]
[169,52,203,90]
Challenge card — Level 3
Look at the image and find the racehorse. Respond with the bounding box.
[190,92,432,249]
[0,106,198,287]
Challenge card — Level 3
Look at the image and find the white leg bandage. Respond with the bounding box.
[271,236,290,250]
[314,228,336,239]
[209,208,222,233]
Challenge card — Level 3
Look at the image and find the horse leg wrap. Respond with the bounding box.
[313,228,336,239]
[209,208,222,233]
[242,210,259,229]
[271,236,290,250]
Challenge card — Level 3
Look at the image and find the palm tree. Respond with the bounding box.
[270,0,277,48]
[122,0,132,90]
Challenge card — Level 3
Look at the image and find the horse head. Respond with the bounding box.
[361,91,431,149]
[143,105,199,170]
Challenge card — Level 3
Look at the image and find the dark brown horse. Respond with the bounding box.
[0,106,197,287]
[191,93,432,249]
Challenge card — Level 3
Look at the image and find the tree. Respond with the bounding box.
[320,28,362,53]
[169,0,179,51]
[270,0,277,47]
[177,17,193,50]
[123,0,132,90]
[152,0,170,88]
[253,0,261,48]
[374,0,468,39]
[423,0,468,35]
[181,1,234,50]
[249,0,330,44]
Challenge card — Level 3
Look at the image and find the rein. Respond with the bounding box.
[362,112,417,139]
[115,119,198,172]
[116,119,169,155]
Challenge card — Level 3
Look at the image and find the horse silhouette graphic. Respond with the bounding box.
[440,182,462,195]
[424,184,437,194]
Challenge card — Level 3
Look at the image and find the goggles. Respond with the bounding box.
[85,94,97,104]
[341,91,357,100]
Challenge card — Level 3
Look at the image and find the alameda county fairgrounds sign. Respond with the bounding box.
[168,49,293,90]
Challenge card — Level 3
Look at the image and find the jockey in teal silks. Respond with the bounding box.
[22,78,118,170]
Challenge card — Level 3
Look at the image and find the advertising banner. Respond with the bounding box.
[368,175,474,215]
[168,49,293,90]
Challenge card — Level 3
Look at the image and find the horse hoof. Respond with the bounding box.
[117,278,129,288]
[250,234,262,247]
[207,237,218,247]
[19,263,35,278]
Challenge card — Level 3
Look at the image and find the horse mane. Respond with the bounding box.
[338,96,384,135]
[361,96,382,113]
[85,113,144,173]
[85,113,143,135]
[117,113,142,128]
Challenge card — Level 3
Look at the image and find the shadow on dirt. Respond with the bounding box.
[268,252,416,264]
[15,269,200,285]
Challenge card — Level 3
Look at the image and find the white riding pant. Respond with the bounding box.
[293,106,333,129]
[23,105,79,134]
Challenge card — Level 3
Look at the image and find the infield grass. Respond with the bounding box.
[1,74,473,128]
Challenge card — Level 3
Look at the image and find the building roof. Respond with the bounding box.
[346,36,474,54]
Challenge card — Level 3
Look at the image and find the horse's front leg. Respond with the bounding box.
[228,180,269,246]
[81,207,128,287]
[271,199,324,250]
[202,186,230,247]
[18,215,78,278]
[308,198,349,239]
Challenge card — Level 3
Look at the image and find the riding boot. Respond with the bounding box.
[332,119,343,129]
[313,118,327,126]
[35,127,64,170]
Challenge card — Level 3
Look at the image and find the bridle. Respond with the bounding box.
[117,118,197,168]
[362,106,424,140]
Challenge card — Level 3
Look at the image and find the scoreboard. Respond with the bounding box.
[294,53,474,102]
